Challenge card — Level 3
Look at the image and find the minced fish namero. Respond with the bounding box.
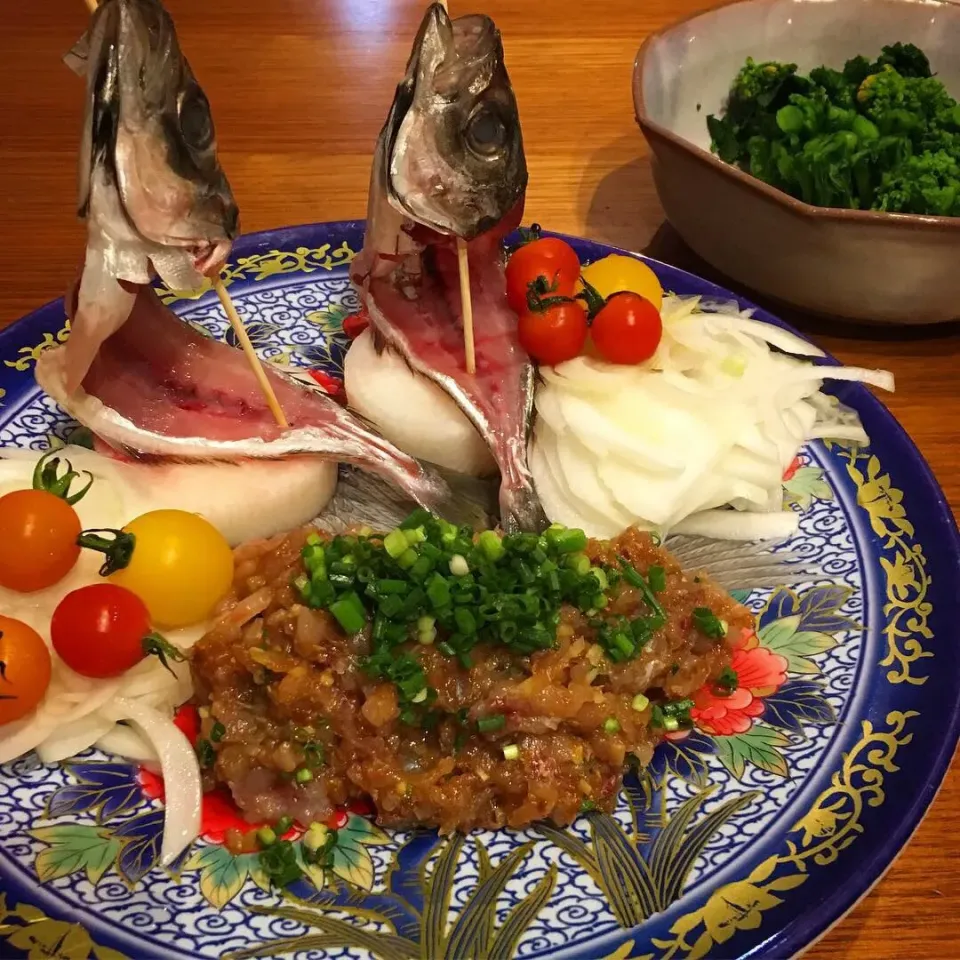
[189,516,749,837]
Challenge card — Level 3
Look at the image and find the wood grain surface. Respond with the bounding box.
[1,1,958,956]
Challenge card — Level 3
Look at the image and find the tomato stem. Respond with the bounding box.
[76,529,137,576]
[526,276,577,315]
[142,633,186,676]
[576,275,607,319]
[32,450,94,505]
[504,222,542,255]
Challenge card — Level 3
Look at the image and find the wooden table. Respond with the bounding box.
[1,1,958,956]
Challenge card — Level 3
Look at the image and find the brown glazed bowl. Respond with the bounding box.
[633,0,960,325]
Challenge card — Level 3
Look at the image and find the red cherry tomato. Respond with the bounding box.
[591,292,663,365]
[505,238,582,315]
[0,489,81,593]
[518,301,589,367]
[51,584,155,679]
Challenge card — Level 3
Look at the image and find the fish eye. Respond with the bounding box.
[178,86,214,151]
[465,105,508,158]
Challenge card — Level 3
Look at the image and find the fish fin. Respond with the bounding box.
[316,464,496,534]
[664,535,819,592]
[62,251,137,395]
[73,1,120,219]
[63,31,91,77]
[500,484,549,534]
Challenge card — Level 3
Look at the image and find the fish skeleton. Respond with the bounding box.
[62,0,239,394]
[351,3,544,533]
[35,284,480,521]
[42,0,489,522]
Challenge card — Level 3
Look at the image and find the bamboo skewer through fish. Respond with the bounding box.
[433,0,477,376]
[213,281,289,426]
[78,0,289,428]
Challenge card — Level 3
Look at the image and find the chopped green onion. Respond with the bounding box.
[417,615,435,633]
[663,716,679,732]
[477,714,506,733]
[546,525,588,554]
[418,626,436,645]
[275,816,293,835]
[603,717,620,734]
[449,554,470,577]
[196,739,215,768]
[306,532,322,546]
[478,530,505,561]
[502,744,519,760]
[567,553,591,575]
[397,548,418,570]
[210,721,226,743]
[295,767,314,784]
[692,607,727,640]
[618,557,666,621]
[329,592,366,634]
[714,666,739,694]
[648,565,666,593]
[400,508,432,530]
[412,687,428,704]
[258,839,303,888]
[303,822,330,853]
[426,574,451,609]
[631,693,650,712]
[404,526,426,545]
[589,567,608,591]
[384,529,408,559]
[257,827,277,847]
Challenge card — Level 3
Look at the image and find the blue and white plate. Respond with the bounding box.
[0,221,957,960]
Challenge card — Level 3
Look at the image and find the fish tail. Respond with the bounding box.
[663,535,819,591]
[317,465,497,534]
[499,483,549,534]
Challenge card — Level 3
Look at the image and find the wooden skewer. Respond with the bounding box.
[434,0,477,375]
[214,281,289,427]
[457,239,476,375]
[80,0,288,428]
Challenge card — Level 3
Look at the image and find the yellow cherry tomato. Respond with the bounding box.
[0,616,52,725]
[108,510,234,628]
[578,254,664,311]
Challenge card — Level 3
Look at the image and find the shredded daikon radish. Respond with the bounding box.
[530,293,894,541]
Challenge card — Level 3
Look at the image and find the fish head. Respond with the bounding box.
[74,0,238,278]
[383,3,527,241]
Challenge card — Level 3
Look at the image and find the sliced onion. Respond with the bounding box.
[672,508,801,541]
[37,715,115,764]
[530,293,893,540]
[104,698,201,865]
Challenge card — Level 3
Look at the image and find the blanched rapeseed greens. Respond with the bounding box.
[708,43,960,216]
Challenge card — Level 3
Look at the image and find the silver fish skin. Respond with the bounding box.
[352,4,543,533]
[62,0,239,394]
[382,2,526,242]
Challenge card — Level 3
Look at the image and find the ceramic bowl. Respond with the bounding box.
[633,0,960,325]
